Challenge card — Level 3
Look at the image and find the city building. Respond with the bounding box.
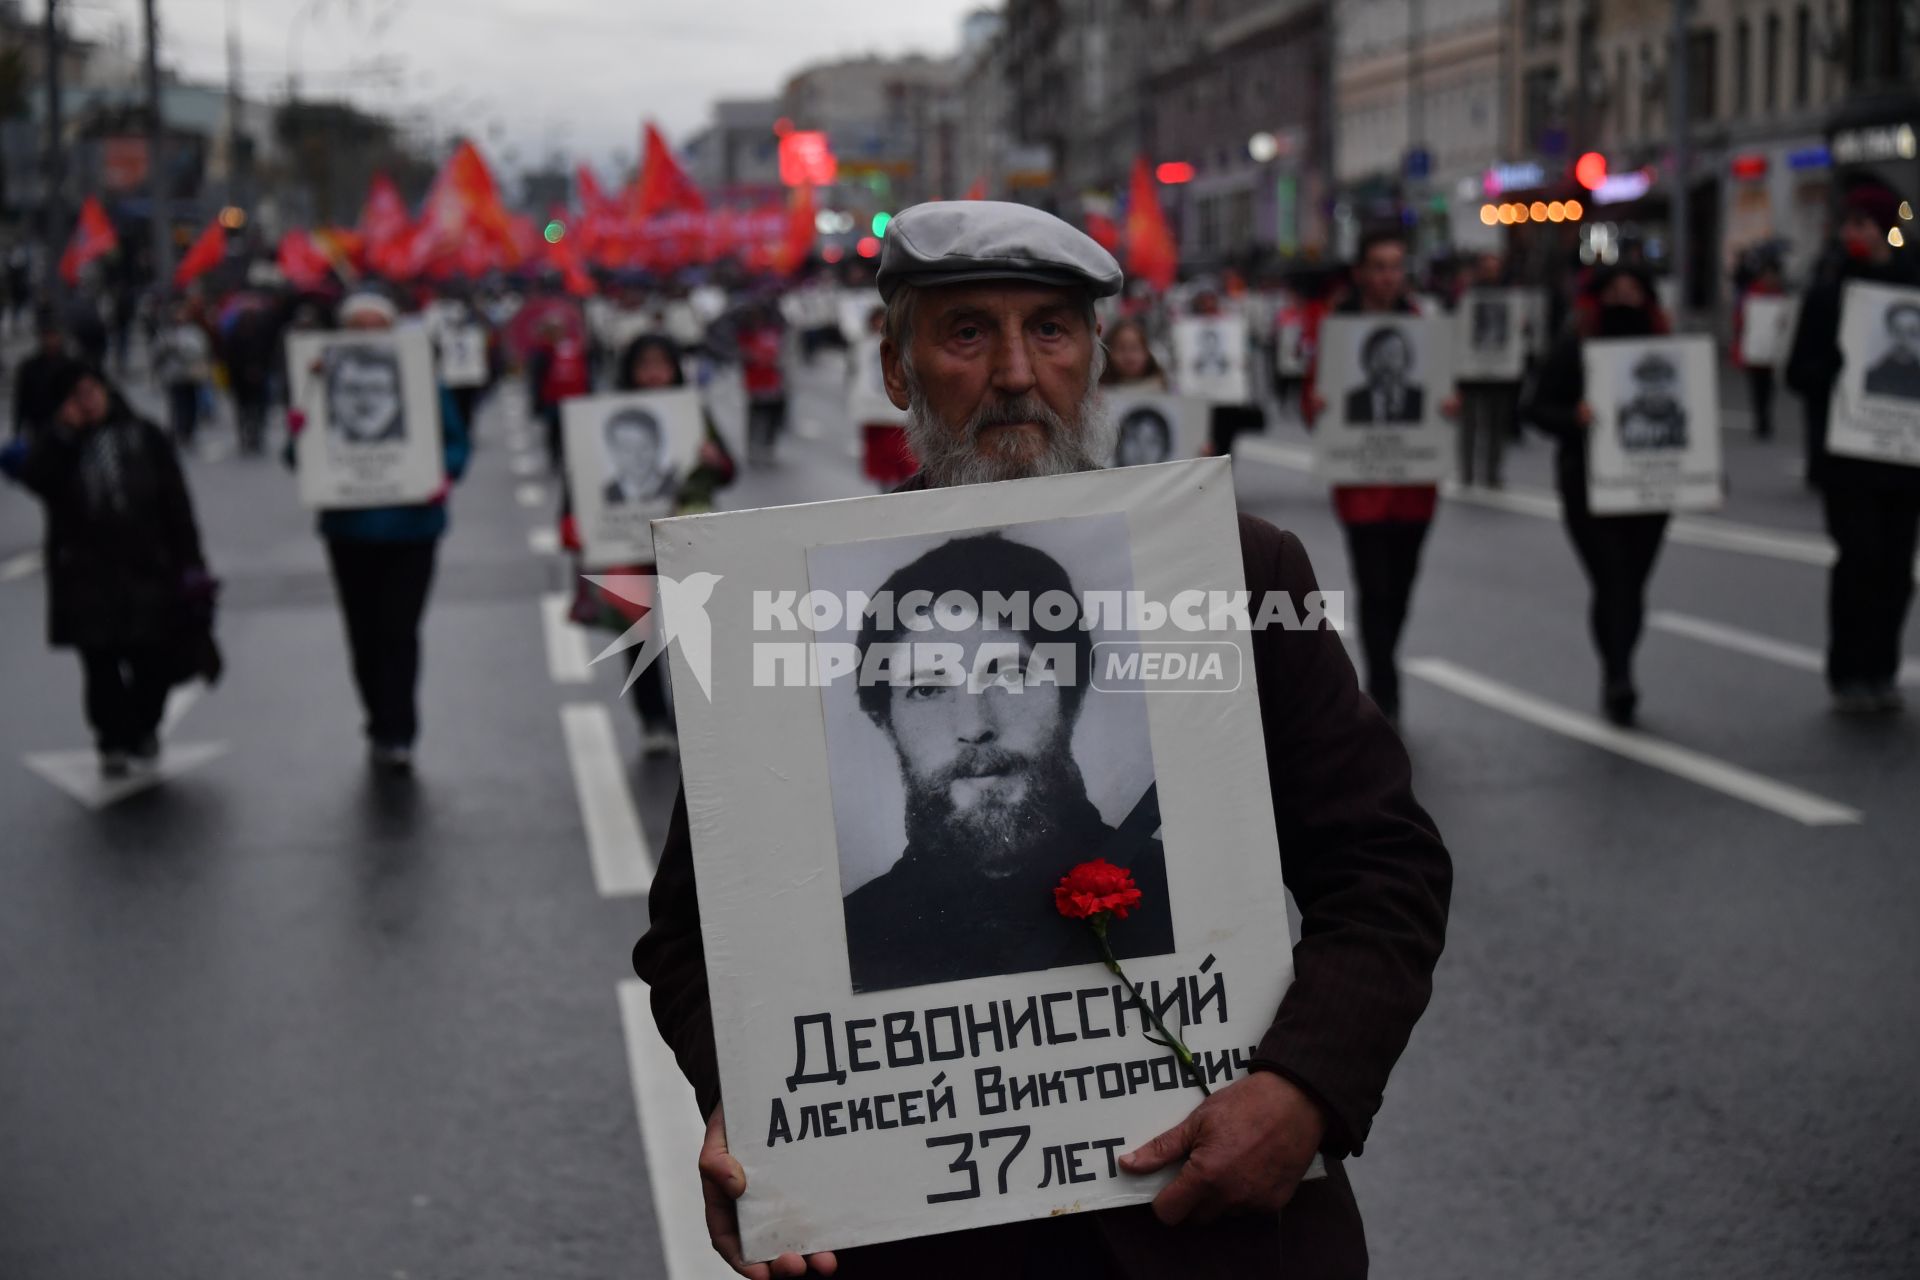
[1333,0,1508,259]
[780,53,959,212]
[683,98,783,206]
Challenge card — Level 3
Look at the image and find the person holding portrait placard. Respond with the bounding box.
[286,293,471,774]
[1455,252,1519,487]
[1522,266,1675,726]
[1731,256,1785,441]
[1302,228,1459,725]
[636,201,1451,1280]
[562,332,736,755]
[1785,180,1920,714]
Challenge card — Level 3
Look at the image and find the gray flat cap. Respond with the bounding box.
[876,201,1123,302]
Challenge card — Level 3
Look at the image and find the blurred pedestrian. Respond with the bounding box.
[528,316,590,473]
[12,306,72,437]
[1192,291,1264,454]
[220,299,279,456]
[1099,315,1168,390]
[1733,257,1785,441]
[0,360,218,777]
[1456,251,1519,487]
[1785,180,1920,714]
[1304,227,1457,725]
[151,300,213,448]
[1523,265,1673,726]
[564,332,736,754]
[736,302,788,466]
[291,292,472,773]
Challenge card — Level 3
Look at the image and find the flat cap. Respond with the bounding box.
[876,201,1123,302]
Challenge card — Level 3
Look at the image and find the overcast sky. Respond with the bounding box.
[62,0,981,183]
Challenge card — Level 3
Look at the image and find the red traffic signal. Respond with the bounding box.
[1574,151,1608,191]
[1155,161,1195,185]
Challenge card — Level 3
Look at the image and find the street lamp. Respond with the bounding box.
[1248,132,1279,164]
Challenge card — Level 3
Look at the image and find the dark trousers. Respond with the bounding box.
[165,383,200,444]
[1342,519,1432,716]
[1563,504,1669,687]
[79,648,172,754]
[1209,404,1266,455]
[1458,383,1514,486]
[325,538,439,747]
[624,647,673,729]
[747,397,787,462]
[1745,366,1776,440]
[1823,487,1920,690]
[234,391,269,454]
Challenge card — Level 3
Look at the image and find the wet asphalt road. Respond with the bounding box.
[0,348,1915,1279]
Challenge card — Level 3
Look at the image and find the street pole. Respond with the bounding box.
[1670,0,1692,323]
[144,0,171,290]
[42,0,65,306]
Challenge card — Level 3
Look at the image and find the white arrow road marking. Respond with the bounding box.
[1406,657,1863,827]
[23,742,229,810]
[560,704,652,894]
[1649,610,1920,687]
[617,981,739,1280]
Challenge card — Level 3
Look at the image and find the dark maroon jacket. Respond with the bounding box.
[633,507,1453,1279]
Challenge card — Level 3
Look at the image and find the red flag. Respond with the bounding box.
[775,184,816,276]
[632,122,707,218]
[173,220,227,286]
[402,141,520,278]
[1085,210,1120,253]
[59,196,119,285]
[1124,156,1177,292]
[359,175,411,251]
[277,229,333,291]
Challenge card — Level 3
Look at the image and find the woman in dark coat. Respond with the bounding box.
[1,361,212,775]
[1523,266,1672,726]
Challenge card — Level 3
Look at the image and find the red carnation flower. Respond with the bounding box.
[1054,859,1143,921]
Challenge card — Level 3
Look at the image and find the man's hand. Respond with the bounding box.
[699,1106,838,1278]
[1118,1070,1326,1227]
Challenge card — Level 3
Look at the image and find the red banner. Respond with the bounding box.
[277,229,333,291]
[59,196,119,285]
[1124,156,1178,292]
[173,220,228,287]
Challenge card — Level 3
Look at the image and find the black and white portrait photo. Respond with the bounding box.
[808,516,1170,995]
[290,328,443,509]
[325,344,406,447]
[600,407,677,505]
[1171,315,1250,404]
[1583,335,1723,513]
[1345,325,1425,425]
[1113,406,1173,467]
[1864,301,1920,401]
[1617,353,1690,451]
[562,386,706,567]
[1470,298,1510,351]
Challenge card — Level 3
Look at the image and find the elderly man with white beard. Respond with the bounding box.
[634,201,1452,1280]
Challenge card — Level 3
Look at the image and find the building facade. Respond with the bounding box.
[684,99,783,205]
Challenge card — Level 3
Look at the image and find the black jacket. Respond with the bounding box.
[12,350,72,437]
[632,508,1452,1278]
[7,407,207,649]
[1784,248,1920,495]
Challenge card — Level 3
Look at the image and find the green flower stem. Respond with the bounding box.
[1091,918,1210,1097]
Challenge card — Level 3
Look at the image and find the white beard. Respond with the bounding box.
[904,378,1115,488]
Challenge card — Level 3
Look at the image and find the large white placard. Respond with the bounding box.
[1101,389,1204,468]
[1453,288,1528,381]
[563,387,706,567]
[1171,315,1252,404]
[1583,336,1724,514]
[436,323,489,388]
[290,329,444,509]
[1738,294,1796,368]
[1827,280,1920,468]
[1312,313,1454,485]
[848,335,905,427]
[652,459,1301,1260]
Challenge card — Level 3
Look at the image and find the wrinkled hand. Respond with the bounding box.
[1118,1070,1325,1227]
[1441,392,1462,419]
[1575,402,1593,428]
[700,1106,838,1278]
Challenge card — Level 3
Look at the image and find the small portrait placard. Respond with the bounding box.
[563,387,707,567]
[1171,315,1251,404]
[1827,280,1920,467]
[1583,335,1724,513]
[1312,314,1454,485]
[289,328,445,509]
